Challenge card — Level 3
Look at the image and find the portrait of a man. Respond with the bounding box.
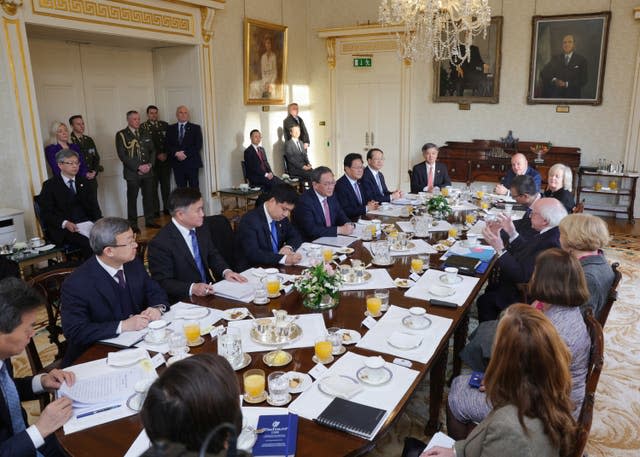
[244,18,288,105]
[528,12,610,105]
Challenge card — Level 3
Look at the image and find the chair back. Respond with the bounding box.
[407,169,413,182]
[597,262,622,328]
[283,155,290,175]
[33,194,50,242]
[571,309,605,457]
[573,200,585,213]
[241,161,249,183]
[203,215,241,272]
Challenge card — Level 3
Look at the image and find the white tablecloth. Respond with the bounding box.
[396,220,452,233]
[404,269,480,306]
[339,268,396,291]
[363,239,437,257]
[355,305,452,363]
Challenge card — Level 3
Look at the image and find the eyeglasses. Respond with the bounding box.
[60,161,80,166]
[108,235,138,248]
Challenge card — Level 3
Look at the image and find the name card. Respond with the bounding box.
[308,363,329,380]
[362,316,378,329]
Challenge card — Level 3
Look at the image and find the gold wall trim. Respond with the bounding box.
[3,17,36,197]
[31,0,196,37]
[340,40,397,54]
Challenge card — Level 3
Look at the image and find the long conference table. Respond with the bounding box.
[57,211,495,457]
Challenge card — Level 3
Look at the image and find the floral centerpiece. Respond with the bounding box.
[426,195,452,219]
[294,262,342,310]
[530,142,551,163]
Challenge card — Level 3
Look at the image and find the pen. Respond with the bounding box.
[77,404,121,419]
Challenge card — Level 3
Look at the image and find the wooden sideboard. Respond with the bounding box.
[437,139,581,185]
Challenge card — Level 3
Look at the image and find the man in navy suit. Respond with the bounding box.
[495,153,541,196]
[148,188,247,303]
[237,184,303,267]
[165,105,203,190]
[61,217,169,366]
[293,166,354,241]
[38,149,102,259]
[477,198,567,321]
[410,143,452,193]
[361,148,403,203]
[0,277,76,457]
[243,129,284,191]
[335,153,379,219]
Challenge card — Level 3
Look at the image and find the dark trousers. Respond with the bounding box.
[62,230,93,259]
[153,160,172,213]
[126,176,155,226]
[173,167,199,190]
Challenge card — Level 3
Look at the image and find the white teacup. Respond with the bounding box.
[444,267,459,284]
[465,234,479,247]
[148,320,169,343]
[239,183,249,191]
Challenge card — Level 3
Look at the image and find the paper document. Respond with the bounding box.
[425,431,455,451]
[59,365,148,407]
[312,236,356,247]
[76,221,94,238]
[124,430,151,457]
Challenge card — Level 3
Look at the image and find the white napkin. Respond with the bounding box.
[107,348,148,367]
[387,331,423,350]
[318,375,364,399]
[173,306,209,320]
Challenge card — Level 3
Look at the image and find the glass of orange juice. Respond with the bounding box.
[448,226,459,239]
[476,189,484,199]
[411,257,424,274]
[465,212,477,225]
[263,275,281,297]
[366,294,382,317]
[183,320,201,346]
[314,336,334,364]
[322,247,334,262]
[441,186,450,197]
[243,369,266,403]
[480,200,489,210]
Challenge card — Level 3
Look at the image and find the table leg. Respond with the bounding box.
[451,313,469,381]
[426,338,449,435]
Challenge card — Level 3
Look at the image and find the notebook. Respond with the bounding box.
[443,254,482,273]
[313,397,386,440]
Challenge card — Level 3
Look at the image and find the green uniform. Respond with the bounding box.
[140,119,171,214]
[70,131,102,191]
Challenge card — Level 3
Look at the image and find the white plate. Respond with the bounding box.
[428,284,456,297]
[37,244,56,252]
[394,278,415,289]
[337,329,361,345]
[317,375,359,397]
[387,332,423,350]
[356,366,393,386]
[224,307,249,320]
[336,247,354,255]
[286,371,313,394]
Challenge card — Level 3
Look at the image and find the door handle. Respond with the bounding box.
[371,131,374,145]
[365,132,369,146]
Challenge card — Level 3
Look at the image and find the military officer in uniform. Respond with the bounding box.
[140,105,171,216]
[115,110,159,232]
[69,114,102,192]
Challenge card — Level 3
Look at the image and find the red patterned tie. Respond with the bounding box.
[322,199,331,227]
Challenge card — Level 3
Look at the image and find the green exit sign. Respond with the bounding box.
[353,57,372,67]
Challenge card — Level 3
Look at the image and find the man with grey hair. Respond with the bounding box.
[476,198,567,321]
[38,148,102,259]
[165,105,203,189]
[61,217,168,366]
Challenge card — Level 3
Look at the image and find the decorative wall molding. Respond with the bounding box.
[200,6,214,42]
[340,39,397,54]
[31,0,196,37]
[326,37,335,69]
[1,0,22,16]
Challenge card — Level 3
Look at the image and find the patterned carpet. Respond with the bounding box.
[11,238,640,456]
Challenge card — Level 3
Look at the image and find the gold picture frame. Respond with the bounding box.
[433,17,503,104]
[244,18,288,105]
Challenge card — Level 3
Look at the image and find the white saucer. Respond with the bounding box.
[266,392,292,406]
[253,297,270,305]
[312,354,334,365]
[439,274,463,285]
[337,329,361,345]
[286,372,313,394]
[356,366,393,386]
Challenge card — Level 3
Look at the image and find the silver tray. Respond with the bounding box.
[250,322,303,346]
[342,271,372,285]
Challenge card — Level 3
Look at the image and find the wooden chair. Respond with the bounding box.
[571,308,605,457]
[240,160,259,208]
[597,262,622,328]
[573,199,585,213]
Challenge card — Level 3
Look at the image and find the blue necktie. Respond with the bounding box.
[179,124,185,143]
[270,221,279,253]
[353,182,363,204]
[189,230,207,283]
[375,173,384,194]
[69,179,76,194]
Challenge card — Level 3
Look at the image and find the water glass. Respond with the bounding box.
[327,327,344,355]
[168,332,189,357]
[218,328,243,368]
[268,371,290,405]
[374,289,390,312]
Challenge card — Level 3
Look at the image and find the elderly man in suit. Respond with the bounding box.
[410,143,452,193]
[0,277,76,457]
[115,110,158,232]
[38,149,102,259]
[282,102,310,147]
[293,166,354,241]
[476,198,567,322]
[243,129,284,191]
[165,105,203,190]
[148,188,247,303]
[335,153,379,218]
[494,153,542,196]
[361,148,402,203]
[237,184,303,267]
[61,217,168,366]
[283,125,312,181]
[540,34,588,99]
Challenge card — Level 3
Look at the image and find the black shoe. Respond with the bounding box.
[132,226,141,234]
[145,222,161,229]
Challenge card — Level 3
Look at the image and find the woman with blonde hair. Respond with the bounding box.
[544,163,575,213]
[44,121,88,177]
[422,304,577,457]
[559,213,614,319]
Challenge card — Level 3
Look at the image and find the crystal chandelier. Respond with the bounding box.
[379,0,491,64]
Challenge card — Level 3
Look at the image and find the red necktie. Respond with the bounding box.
[322,199,331,227]
[427,165,434,190]
[257,147,267,172]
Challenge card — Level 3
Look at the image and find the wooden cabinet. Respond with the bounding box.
[576,170,638,222]
[437,139,581,186]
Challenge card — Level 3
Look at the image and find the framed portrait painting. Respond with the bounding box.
[244,18,288,105]
[433,16,503,104]
[527,12,611,105]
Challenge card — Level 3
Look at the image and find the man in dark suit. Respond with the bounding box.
[61,217,168,366]
[282,103,310,147]
[476,198,567,321]
[0,277,76,457]
[335,153,379,219]
[237,184,303,267]
[243,129,284,191]
[140,105,171,216]
[148,188,247,303]
[38,149,102,259]
[495,153,542,196]
[540,34,588,99]
[361,148,403,203]
[115,110,158,232]
[165,105,203,190]
[410,143,451,193]
[283,125,312,181]
[293,166,354,241]
[500,175,541,243]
